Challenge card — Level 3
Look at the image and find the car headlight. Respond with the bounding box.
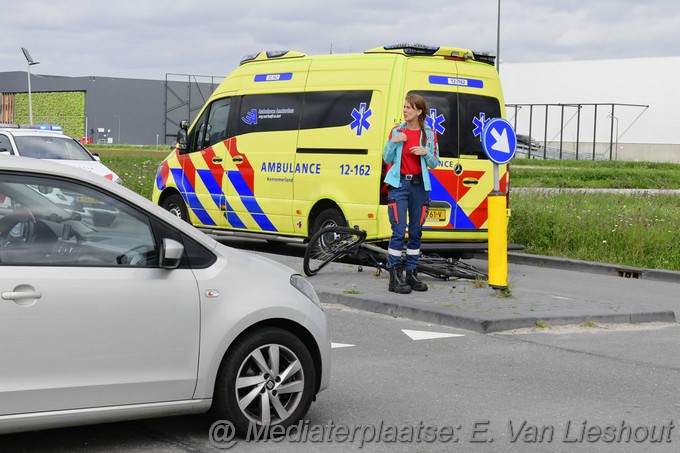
[290,274,322,307]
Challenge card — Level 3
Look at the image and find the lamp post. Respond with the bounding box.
[21,48,40,124]
[496,0,501,74]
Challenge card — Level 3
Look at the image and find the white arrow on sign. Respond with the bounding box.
[490,127,511,154]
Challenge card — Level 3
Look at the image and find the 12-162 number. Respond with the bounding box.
[340,164,371,176]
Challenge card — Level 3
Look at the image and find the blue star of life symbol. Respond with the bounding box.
[472,112,490,140]
[241,109,257,125]
[350,103,372,136]
[426,108,445,135]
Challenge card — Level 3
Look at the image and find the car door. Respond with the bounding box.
[0,173,201,415]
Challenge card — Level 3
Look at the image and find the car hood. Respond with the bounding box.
[47,159,121,183]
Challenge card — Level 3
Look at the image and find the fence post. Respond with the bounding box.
[592,104,598,160]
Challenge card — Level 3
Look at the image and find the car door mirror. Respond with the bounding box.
[159,238,184,269]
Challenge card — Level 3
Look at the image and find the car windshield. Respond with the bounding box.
[14,135,94,161]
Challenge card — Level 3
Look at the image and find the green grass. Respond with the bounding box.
[511,158,680,189]
[534,320,550,329]
[509,191,680,270]
[92,146,168,200]
[94,149,680,271]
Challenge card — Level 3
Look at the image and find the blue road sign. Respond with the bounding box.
[481,118,517,165]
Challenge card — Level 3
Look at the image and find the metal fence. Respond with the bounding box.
[506,103,649,160]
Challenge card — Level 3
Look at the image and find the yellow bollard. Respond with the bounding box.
[487,192,508,289]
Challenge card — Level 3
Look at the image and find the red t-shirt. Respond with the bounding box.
[400,128,422,175]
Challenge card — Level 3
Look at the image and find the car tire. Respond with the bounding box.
[310,207,345,238]
[212,327,316,437]
[161,193,189,222]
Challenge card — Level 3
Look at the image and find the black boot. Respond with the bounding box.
[406,269,428,291]
[388,265,412,294]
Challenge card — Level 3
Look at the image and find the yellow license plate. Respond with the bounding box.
[427,209,446,221]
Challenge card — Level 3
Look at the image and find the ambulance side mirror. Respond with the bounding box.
[176,125,188,153]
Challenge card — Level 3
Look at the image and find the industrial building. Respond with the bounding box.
[0,71,220,146]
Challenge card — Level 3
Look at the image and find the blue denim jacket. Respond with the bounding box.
[382,122,440,191]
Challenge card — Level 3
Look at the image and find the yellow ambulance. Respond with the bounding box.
[152,43,508,247]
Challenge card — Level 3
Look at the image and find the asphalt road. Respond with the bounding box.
[3,304,679,452]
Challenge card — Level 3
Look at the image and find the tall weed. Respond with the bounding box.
[509,191,680,270]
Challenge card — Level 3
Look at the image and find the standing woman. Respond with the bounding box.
[382,94,440,294]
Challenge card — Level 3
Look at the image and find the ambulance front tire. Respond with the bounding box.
[162,193,189,223]
[310,208,346,237]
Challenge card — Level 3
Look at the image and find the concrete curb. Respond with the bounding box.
[318,289,676,333]
[505,252,680,283]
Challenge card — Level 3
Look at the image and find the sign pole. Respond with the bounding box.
[487,164,508,289]
[480,118,516,292]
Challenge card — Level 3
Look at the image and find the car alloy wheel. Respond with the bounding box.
[213,327,316,436]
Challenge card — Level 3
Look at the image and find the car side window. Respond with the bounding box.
[0,134,12,155]
[0,174,159,267]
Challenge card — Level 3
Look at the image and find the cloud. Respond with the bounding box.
[2,0,679,80]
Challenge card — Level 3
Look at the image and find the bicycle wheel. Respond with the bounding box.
[303,226,366,276]
[417,256,487,281]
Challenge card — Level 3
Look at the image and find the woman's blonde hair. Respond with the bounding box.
[405,94,427,146]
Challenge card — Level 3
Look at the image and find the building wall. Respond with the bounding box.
[0,71,218,146]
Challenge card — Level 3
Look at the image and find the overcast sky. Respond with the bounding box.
[3,0,679,81]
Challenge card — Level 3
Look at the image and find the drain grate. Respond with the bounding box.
[617,270,641,279]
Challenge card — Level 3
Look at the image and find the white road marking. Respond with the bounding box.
[401,329,465,341]
[331,342,355,349]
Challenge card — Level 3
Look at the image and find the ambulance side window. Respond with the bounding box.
[188,97,232,152]
[188,109,209,153]
[301,91,373,129]
[236,93,303,134]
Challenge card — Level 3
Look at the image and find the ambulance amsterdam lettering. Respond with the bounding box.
[155,137,278,231]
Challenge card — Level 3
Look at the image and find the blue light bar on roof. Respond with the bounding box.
[35,124,63,131]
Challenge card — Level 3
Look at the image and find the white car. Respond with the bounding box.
[0,156,330,435]
[0,124,122,184]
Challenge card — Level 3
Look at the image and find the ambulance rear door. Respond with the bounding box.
[404,57,503,240]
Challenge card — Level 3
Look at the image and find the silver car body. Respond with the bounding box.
[0,156,330,434]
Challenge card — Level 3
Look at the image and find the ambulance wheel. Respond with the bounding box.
[162,193,189,222]
[310,208,345,237]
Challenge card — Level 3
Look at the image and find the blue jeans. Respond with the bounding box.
[386,177,430,271]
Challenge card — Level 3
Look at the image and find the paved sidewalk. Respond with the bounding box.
[264,252,680,333]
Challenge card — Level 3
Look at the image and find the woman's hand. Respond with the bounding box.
[409,146,427,156]
[391,132,407,143]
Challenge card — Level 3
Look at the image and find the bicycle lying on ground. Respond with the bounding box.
[303,226,488,281]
